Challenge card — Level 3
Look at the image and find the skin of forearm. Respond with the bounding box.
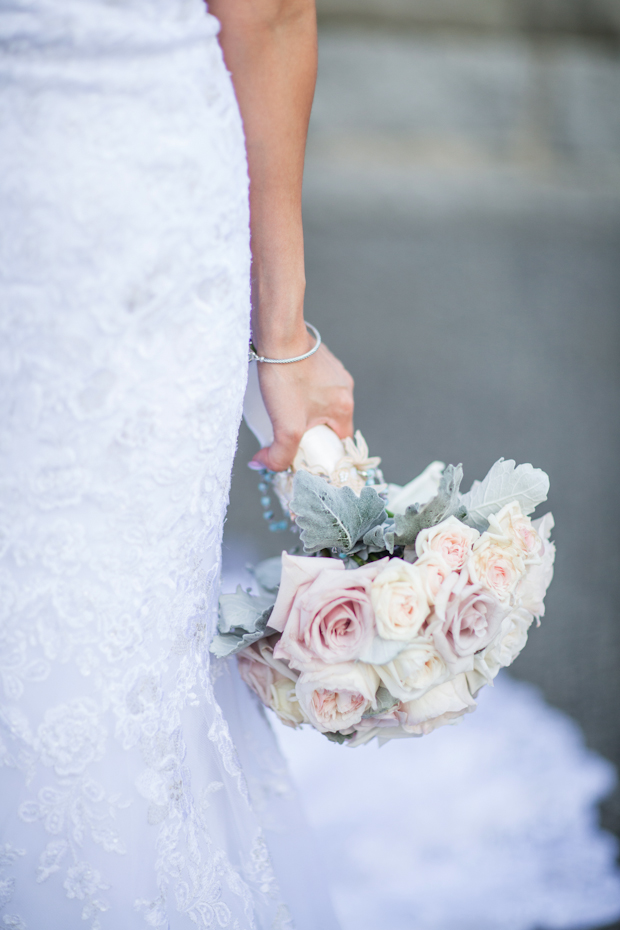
[209,0,318,358]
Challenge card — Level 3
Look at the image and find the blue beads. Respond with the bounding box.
[254,468,289,532]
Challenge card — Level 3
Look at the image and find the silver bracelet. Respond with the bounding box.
[248,322,321,364]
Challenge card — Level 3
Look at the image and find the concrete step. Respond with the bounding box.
[305,30,620,217]
[316,0,620,39]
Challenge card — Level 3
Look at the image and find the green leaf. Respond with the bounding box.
[362,686,400,718]
[209,623,270,659]
[251,556,282,594]
[392,464,465,547]
[362,520,395,554]
[460,459,550,530]
[323,730,356,744]
[209,586,275,658]
[218,586,275,634]
[290,470,386,554]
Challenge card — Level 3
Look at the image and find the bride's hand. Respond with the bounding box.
[250,342,354,473]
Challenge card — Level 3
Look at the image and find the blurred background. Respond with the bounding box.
[223,0,620,921]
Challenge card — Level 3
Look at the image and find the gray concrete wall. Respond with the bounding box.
[223,29,620,843]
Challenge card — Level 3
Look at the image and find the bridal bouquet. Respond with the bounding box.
[212,396,555,746]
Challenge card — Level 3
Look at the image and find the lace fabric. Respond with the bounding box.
[0,3,339,927]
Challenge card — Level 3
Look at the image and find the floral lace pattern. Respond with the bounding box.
[0,2,314,927]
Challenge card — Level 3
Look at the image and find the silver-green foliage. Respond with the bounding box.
[291,470,386,554]
[362,686,400,718]
[251,556,282,594]
[388,464,467,548]
[461,458,549,531]
[209,586,275,658]
[362,520,396,554]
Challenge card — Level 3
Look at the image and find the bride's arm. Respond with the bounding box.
[210,0,354,471]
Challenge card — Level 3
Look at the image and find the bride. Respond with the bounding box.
[0,0,352,926]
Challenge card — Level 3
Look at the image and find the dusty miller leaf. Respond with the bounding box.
[362,520,395,554]
[218,586,275,634]
[392,464,466,547]
[460,458,550,530]
[323,730,356,744]
[291,470,386,554]
[250,556,282,594]
[362,686,400,718]
[209,587,275,658]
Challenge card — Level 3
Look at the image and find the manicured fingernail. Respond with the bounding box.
[247,460,263,471]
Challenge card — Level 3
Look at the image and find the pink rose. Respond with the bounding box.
[415,516,479,571]
[237,638,307,727]
[237,649,275,706]
[431,567,505,669]
[270,552,386,672]
[295,662,380,733]
[237,635,298,705]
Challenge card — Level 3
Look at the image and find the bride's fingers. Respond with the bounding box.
[251,425,304,473]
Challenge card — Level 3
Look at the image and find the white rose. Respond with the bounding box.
[272,427,348,513]
[495,607,533,666]
[371,559,431,641]
[469,536,526,605]
[293,424,346,475]
[414,552,453,602]
[415,516,479,571]
[485,501,541,562]
[378,642,448,702]
[399,674,476,734]
[467,606,534,695]
[272,426,380,511]
[515,513,555,618]
[295,662,379,733]
[270,678,308,728]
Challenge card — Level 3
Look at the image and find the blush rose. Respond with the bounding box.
[295,662,380,733]
[269,553,386,672]
[431,566,505,670]
[415,516,480,571]
[237,638,307,727]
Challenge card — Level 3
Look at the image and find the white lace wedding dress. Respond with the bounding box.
[0,2,339,928]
